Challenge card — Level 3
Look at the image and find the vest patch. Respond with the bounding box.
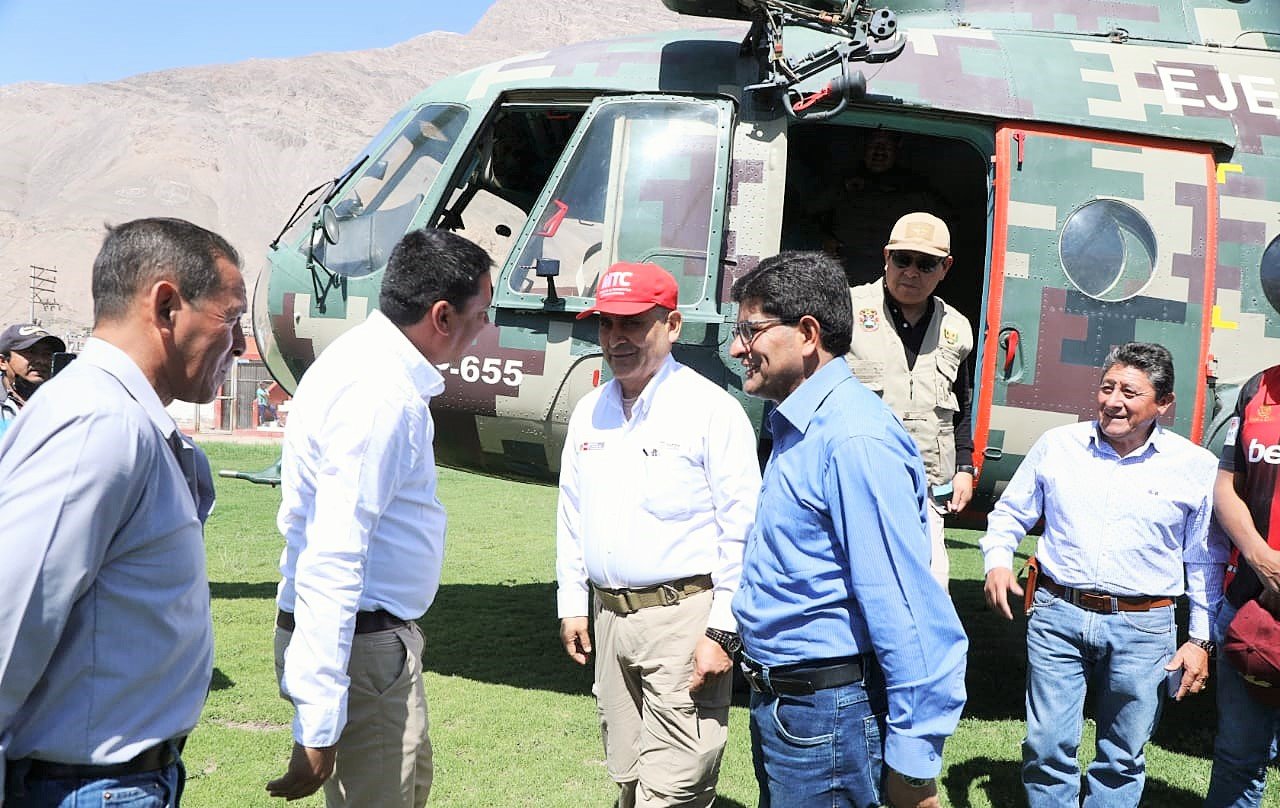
[858,308,880,332]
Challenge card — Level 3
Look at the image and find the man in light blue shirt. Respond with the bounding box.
[728,251,967,808]
[981,341,1223,807]
[0,218,246,807]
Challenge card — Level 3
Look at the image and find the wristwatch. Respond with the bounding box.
[1190,637,1217,657]
[705,628,742,655]
[955,464,976,476]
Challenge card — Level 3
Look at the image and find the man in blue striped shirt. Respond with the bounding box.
[981,342,1223,807]
[728,251,968,808]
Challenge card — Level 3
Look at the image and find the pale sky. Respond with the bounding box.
[0,0,498,85]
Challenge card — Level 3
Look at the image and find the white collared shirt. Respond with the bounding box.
[0,338,214,785]
[556,355,760,631]
[277,309,446,747]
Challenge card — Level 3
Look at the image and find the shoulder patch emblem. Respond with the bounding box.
[858,308,880,332]
[943,327,958,345]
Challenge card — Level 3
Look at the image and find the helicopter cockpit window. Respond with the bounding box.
[1059,199,1159,302]
[508,99,723,305]
[315,104,469,277]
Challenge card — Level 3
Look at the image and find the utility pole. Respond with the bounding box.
[29,265,58,324]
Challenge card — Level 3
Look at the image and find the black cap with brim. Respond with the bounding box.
[0,324,66,354]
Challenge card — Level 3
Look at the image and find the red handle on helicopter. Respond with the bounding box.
[535,199,569,238]
[792,84,835,112]
[1001,329,1020,374]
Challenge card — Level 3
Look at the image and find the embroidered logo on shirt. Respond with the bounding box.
[580,441,604,452]
[1250,404,1274,423]
[943,327,958,345]
[858,308,880,332]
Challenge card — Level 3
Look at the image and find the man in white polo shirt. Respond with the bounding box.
[557,262,760,807]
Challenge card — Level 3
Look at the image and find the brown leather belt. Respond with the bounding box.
[595,574,713,615]
[277,608,409,634]
[12,738,184,781]
[1041,576,1173,614]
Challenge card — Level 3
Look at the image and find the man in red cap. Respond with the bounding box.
[556,262,760,807]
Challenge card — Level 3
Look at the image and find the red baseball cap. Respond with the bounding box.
[576,262,679,320]
[1225,599,1280,707]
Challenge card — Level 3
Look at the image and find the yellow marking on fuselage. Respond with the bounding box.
[1213,305,1239,330]
[1217,163,1243,184]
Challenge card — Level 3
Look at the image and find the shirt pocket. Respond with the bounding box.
[848,358,886,394]
[640,445,707,520]
[933,350,960,414]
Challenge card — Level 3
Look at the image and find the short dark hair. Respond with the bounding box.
[730,251,852,355]
[92,218,240,324]
[1102,342,1175,400]
[379,229,492,326]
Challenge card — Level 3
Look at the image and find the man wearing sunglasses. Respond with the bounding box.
[556,262,760,807]
[847,212,975,588]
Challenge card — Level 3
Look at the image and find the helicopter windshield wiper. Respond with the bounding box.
[269,156,369,248]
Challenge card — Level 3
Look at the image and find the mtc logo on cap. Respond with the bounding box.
[576,262,679,320]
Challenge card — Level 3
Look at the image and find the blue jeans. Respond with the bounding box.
[4,760,184,807]
[1205,601,1280,808]
[1022,586,1174,808]
[748,660,887,808]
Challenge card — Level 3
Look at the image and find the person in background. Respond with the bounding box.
[0,323,67,437]
[846,212,974,588]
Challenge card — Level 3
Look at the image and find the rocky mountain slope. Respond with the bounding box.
[0,0,721,332]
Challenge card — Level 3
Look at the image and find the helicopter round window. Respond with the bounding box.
[1058,199,1158,302]
[1262,235,1280,316]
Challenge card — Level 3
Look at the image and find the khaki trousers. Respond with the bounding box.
[593,589,730,808]
[927,502,950,590]
[275,622,432,808]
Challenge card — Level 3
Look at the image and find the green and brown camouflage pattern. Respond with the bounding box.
[255,1,1280,516]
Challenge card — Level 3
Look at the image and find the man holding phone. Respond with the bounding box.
[845,212,973,588]
[980,342,1223,807]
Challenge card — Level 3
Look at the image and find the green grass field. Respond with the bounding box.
[187,442,1275,807]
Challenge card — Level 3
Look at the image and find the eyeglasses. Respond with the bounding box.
[889,251,945,274]
[731,318,795,344]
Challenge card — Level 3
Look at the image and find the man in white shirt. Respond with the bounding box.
[556,262,761,807]
[267,228,492,807]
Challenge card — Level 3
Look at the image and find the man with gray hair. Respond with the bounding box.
[981,342,1225,807]
[0,217,246,806]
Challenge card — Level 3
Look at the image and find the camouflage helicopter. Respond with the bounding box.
[243,0,1280,523]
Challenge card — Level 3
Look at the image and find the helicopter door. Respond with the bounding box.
[975,124,1216,499]
[495,95,733,321]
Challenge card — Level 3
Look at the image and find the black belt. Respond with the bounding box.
[740,657,865,696]
[276,609,409,634]
[11,738,183,781]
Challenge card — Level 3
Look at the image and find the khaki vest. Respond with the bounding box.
[846,282,974,485]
